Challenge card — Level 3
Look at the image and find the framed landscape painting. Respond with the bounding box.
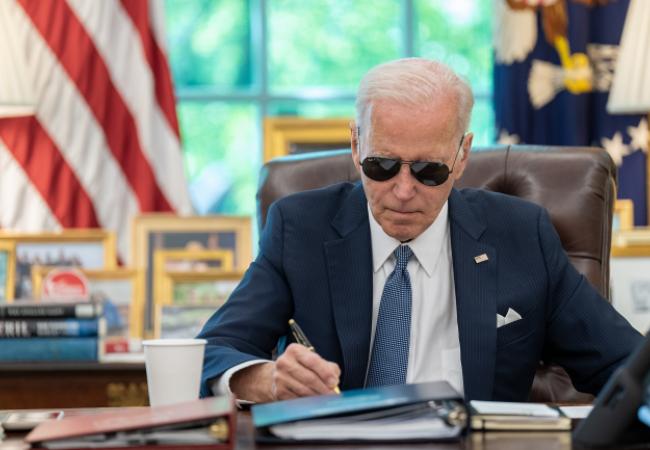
[152,248,235,306]
[154,271,243,338]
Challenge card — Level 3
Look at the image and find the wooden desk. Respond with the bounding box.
[0,362,147,409]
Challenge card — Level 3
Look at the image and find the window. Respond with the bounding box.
[165,0,493,218]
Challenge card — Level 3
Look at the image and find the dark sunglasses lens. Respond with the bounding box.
[361,158,400,181]
[410,162,450,186]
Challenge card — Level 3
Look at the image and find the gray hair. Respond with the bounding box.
[355,58,474,148]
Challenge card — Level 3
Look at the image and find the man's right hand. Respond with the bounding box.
[229,343,341,403]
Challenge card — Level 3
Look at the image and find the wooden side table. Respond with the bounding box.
[0,362,148,408]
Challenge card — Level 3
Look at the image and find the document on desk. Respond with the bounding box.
[469,400,571,431]
[24,396,235,449]
[252,381,467,443]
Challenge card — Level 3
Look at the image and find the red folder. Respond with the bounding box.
[25,396,235,449]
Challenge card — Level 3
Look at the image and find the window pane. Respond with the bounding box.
[165,0,253,90]
[178,102,260,216]
[469,97,495,147]
[268,101,355,118]
[416,0,493,94]
[268,0,402,93]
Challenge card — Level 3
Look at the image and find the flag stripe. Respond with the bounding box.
[2,0,191,263]
[0,116,100,228]
[65,0,192,215]
[11,0,139,257]
[18,0,173,213]
[0,138,61,231]
[120,0,180,137]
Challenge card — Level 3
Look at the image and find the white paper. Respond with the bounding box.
[559,405,593,419]
[269,404,461,441]
[470,400,559,417]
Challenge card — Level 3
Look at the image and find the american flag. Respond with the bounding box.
[0,0,192,260]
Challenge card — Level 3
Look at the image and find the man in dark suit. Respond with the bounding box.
[198,58,641,403]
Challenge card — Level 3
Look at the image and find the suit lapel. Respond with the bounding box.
[449,189,497,400]
[324,184,373,390]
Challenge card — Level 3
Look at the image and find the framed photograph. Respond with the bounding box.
[131,214,252,331]
[0,230,117,300]
[0,241,16,303]
[154,271,244,338]
[611,229,650,334]
[32,267,145,338]
[152,249,235,306]
[613,199,634,232]
[263,117,351,162]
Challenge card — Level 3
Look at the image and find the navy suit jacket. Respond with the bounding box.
[198,182,641,400]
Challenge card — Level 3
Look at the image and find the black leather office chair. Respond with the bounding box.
[257,145,617,403]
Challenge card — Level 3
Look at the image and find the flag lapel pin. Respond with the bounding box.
[474,253,489,264]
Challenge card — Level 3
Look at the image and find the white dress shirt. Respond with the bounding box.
[367,202,463,394]
[213,201,464,396]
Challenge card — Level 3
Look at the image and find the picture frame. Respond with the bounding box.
[263,117,352,162]
[130,214,252,331]
[0,230,117,300]
[613,199,634,232]
[154,271,244,339]
[611,228,650,334]
[152,248,235,306]
[31,267,145,338]
[0,241,16,303]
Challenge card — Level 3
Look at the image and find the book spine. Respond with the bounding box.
[0,319,100,338]
[0,303,102,319]
[0,337,98,361]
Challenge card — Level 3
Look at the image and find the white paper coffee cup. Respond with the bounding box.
[143,338,207,407]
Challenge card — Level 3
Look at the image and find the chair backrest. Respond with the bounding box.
[258,145,616,298]
[256,145,617,402]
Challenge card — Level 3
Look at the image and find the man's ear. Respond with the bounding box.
[350,121,361,173]
[453,132,473,181]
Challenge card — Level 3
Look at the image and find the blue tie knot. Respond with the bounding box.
[394,245,413,271]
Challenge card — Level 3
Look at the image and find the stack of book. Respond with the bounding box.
[0,302,104,362]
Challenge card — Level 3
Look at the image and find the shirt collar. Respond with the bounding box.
[368,201,449,277]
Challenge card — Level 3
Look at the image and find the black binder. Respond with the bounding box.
[573,332,650,448]
[251,381,467,444]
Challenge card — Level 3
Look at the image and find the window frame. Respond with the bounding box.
[172,0,493,157]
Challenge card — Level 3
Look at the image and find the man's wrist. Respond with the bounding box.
[230,361,276,403]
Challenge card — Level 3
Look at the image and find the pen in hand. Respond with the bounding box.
[288,319,341,394]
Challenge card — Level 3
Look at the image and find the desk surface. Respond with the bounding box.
[0,411,577,450]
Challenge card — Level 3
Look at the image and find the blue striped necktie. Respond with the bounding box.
[366,245,413,387]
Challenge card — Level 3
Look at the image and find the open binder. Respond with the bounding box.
[25,396,235,450]
[251,380,467,443]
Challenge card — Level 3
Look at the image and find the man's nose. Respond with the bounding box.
[392,163,417,200]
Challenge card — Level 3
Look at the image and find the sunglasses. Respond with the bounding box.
[359,134,466,187]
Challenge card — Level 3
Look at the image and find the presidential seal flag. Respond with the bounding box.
[493,0,648,225]
[0,0,193,260]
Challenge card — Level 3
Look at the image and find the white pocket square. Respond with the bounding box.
[496,308,522,328]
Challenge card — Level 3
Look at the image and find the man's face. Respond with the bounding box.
[351,99,472,242]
